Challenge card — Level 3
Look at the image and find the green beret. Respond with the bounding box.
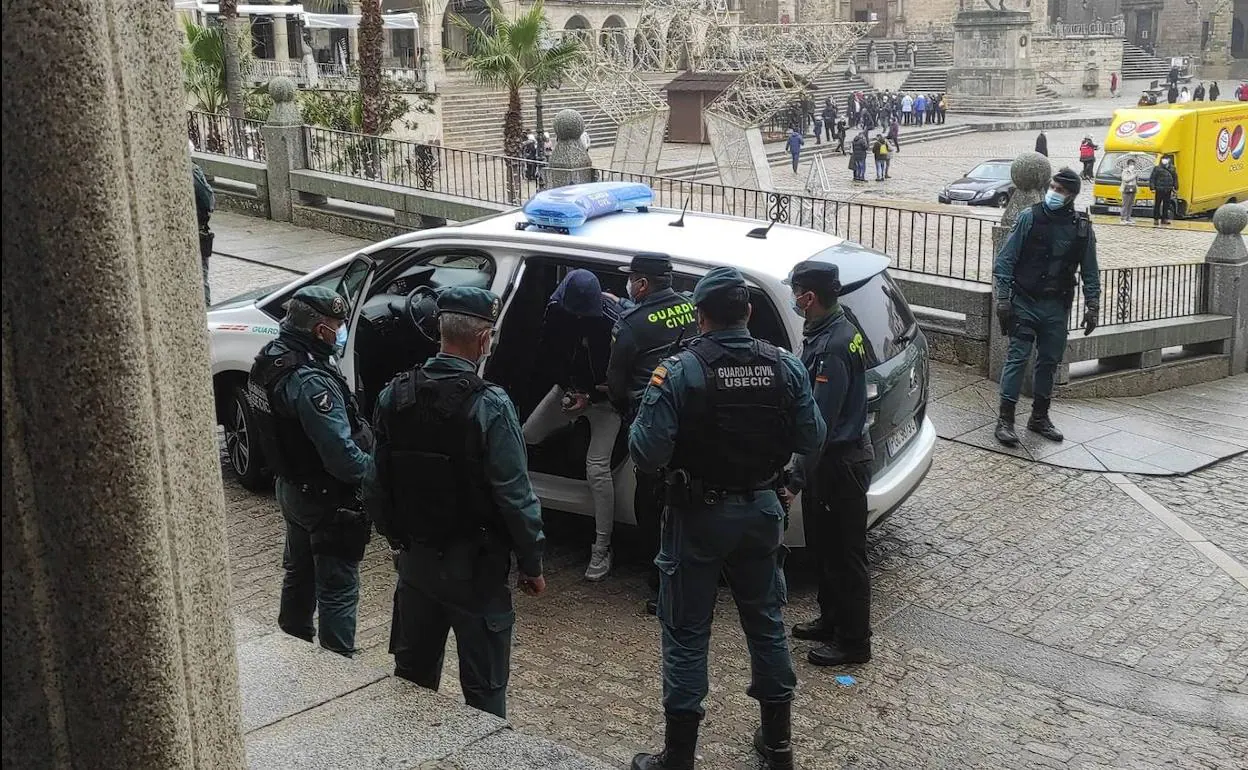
[437,286,501,323]
[692,266,747,305]
[292,285,349,320]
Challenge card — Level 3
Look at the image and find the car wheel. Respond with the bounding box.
[994,192,1010,208]
[226,384,272,492]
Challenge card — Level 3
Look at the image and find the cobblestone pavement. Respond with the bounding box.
[222,435,1248,769]
[1133,454,1248,567]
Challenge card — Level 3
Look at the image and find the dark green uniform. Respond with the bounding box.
[248,286,374,657]
[365,287,544,719]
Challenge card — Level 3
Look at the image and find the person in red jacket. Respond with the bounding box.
[1078,136,1098,181]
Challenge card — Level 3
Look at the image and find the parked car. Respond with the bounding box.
[207,203,936,545]
[938,159,1015,207]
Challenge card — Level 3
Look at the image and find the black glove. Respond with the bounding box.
[996,300,1013,336]
[1081,305,1099,336]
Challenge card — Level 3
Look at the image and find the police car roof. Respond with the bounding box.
[451,207,890,288]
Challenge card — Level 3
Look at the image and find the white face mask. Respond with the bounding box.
[626,278,641,301]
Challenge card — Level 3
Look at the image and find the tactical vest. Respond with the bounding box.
[670,337,793,490]
[1013,203,1089,301]
[248,346,357,488]
[619,289,697,408]
[374,368,496,548]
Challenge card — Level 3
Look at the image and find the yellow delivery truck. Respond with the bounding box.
[1091,102,1247,218]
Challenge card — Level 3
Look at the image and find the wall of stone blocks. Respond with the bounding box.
[1030,35,1125,96]
[1155,0,1207,59]
[904,0,1050,33]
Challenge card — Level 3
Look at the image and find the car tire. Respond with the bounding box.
[226,383,272,492]
[994,192,1010,208]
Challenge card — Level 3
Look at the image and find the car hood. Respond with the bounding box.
[946,177,1008,192]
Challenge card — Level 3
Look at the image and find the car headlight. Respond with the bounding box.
[1095,197,1106,204]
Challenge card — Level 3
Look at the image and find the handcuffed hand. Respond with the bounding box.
[519,574,546,595]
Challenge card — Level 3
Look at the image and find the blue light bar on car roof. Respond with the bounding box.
[519,182,654,233]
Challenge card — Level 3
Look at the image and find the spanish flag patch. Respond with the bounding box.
[815,375,829,383]
[650,365,668,387]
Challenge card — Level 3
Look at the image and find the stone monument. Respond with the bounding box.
[546,109,594,189]
[947,8,1059,116]
[1205,204,1248,374]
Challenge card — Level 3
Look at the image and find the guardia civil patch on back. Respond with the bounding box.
[312,390,333,413]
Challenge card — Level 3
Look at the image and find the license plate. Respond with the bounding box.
[950,199,969,205]
[1107,206,1121,213]
[885,418,919,457]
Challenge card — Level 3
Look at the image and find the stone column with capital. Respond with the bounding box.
[1205,204,1248,374]
[349,0,362,66]
[2,1,246,767]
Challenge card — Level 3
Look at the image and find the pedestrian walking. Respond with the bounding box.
[887,117,900,152]
[1194,82,1206,101]
[1110,71,1119,97]
[523,270,620,581]
[871,134,889,181]
[937,93,947,123]
[783,260,875,669]
[786,129,803,173]
[607,254,697,615]
[1035,130,1048,157]
[628,267,824,770]
[1078,136,1098,181]
[249,286,375,657]
[992,168,1101,447]
[834,118,847,154]
[821,98,836,143]
[1119,157,1138,223]
[190,140,214,305]
[811,114,823,146]
[1167,83,1179,104]
[850,132,868,181]
[1149,155,1177,224]
[1209,81,1220,101]
[366,287,546,719]
[1178,86,1191,103]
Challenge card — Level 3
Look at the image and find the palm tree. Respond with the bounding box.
[182,17,228,115]
[446,0,581,200]
[359,0,384,136]
[220,0,246,119]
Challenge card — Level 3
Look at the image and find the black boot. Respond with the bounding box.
[632,713,701,770]
[1027,396,1064,442]
[994,400,1019,447]
[791,616,835,642]
[752,701,795,770]
[808,641,871,667]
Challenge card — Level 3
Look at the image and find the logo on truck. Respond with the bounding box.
[1134,121,1162,139]
[1215,125,1244,162]
[1115,121,1137,137]
[1231,124,1245,160]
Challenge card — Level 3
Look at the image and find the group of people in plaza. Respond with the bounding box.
[249,245,877,768]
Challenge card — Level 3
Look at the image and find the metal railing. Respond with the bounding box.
[303,126,551,204]
[1067,263,1208,331]
[243,60,424,91]
[187,111,267,161]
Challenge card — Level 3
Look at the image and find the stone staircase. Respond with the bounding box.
[1121,42,1172,82]
[900,69,949,93]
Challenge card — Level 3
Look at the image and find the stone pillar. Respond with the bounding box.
[348,0,362,65]
[273,1,290,64]
[2,1,245,768]
[263,76,314,221]
[1205,204,1248,374]
[546,109,594,189]
[947,10,1038,115]
[989,152,1051,384]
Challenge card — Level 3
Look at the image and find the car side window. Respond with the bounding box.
[373,249,496,297]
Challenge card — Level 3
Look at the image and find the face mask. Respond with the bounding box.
[1044,191,1067,210]
[334,323,348,356]
[626,279,639,301]
[791,293,807,317]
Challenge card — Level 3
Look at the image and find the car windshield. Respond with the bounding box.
[841,271,918,367]
[1096,151,1154,182]
[967,163,1010,181]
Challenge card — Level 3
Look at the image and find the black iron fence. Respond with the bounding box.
[1067,263,1209,331]
[187,111,266,161]
[303,126,549,205]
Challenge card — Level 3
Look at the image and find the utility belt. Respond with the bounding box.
[662,468,786,508]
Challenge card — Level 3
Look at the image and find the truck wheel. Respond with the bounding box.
[226,384,272,492]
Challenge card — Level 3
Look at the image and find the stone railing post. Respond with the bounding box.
[261,77,317,221]
[3,0,245,765]
[1205,204,1248,374]
[546,109,594,189]
[989,152,1051,383]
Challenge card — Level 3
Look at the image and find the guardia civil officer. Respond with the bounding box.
[248,286,374,657]
[993,167,1101,446]
[364,287,546,719]
[629,268,825,770]
[606,253,697,613]
[783,261,875,667]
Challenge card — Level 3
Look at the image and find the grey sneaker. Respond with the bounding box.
[585,546,612,581]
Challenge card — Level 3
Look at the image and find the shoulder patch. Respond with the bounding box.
[312,390,333,413]
[649,364,669,387]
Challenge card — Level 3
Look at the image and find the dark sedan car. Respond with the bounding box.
[938,159,1014,207]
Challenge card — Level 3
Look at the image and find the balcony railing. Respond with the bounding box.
[187,111,266,161]
[1067,263,1208,331]
[1045,18,1127,38]
[244,60,424,91]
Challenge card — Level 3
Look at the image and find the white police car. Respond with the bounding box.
[208,183,936,544]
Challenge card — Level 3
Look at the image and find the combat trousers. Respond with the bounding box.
[276,479,361,656]
[999,295,1070,403]
[390,540,514,718]
[656,494,796,716]
[802,453,872,648]
[523,385,621,540]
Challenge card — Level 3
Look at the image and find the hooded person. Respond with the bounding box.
[991,167,1102,447]
[522,269,622,580]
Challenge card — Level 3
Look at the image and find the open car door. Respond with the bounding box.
[334,254,376,394]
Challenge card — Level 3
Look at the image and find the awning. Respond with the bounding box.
[196,4,308,16]
[304,12,419,30]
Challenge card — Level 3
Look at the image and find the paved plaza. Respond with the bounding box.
[210,216,1247,770]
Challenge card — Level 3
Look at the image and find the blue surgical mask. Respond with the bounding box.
[1044,191,1066,210]
[334,323,348,356]
[791,298,805,317]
